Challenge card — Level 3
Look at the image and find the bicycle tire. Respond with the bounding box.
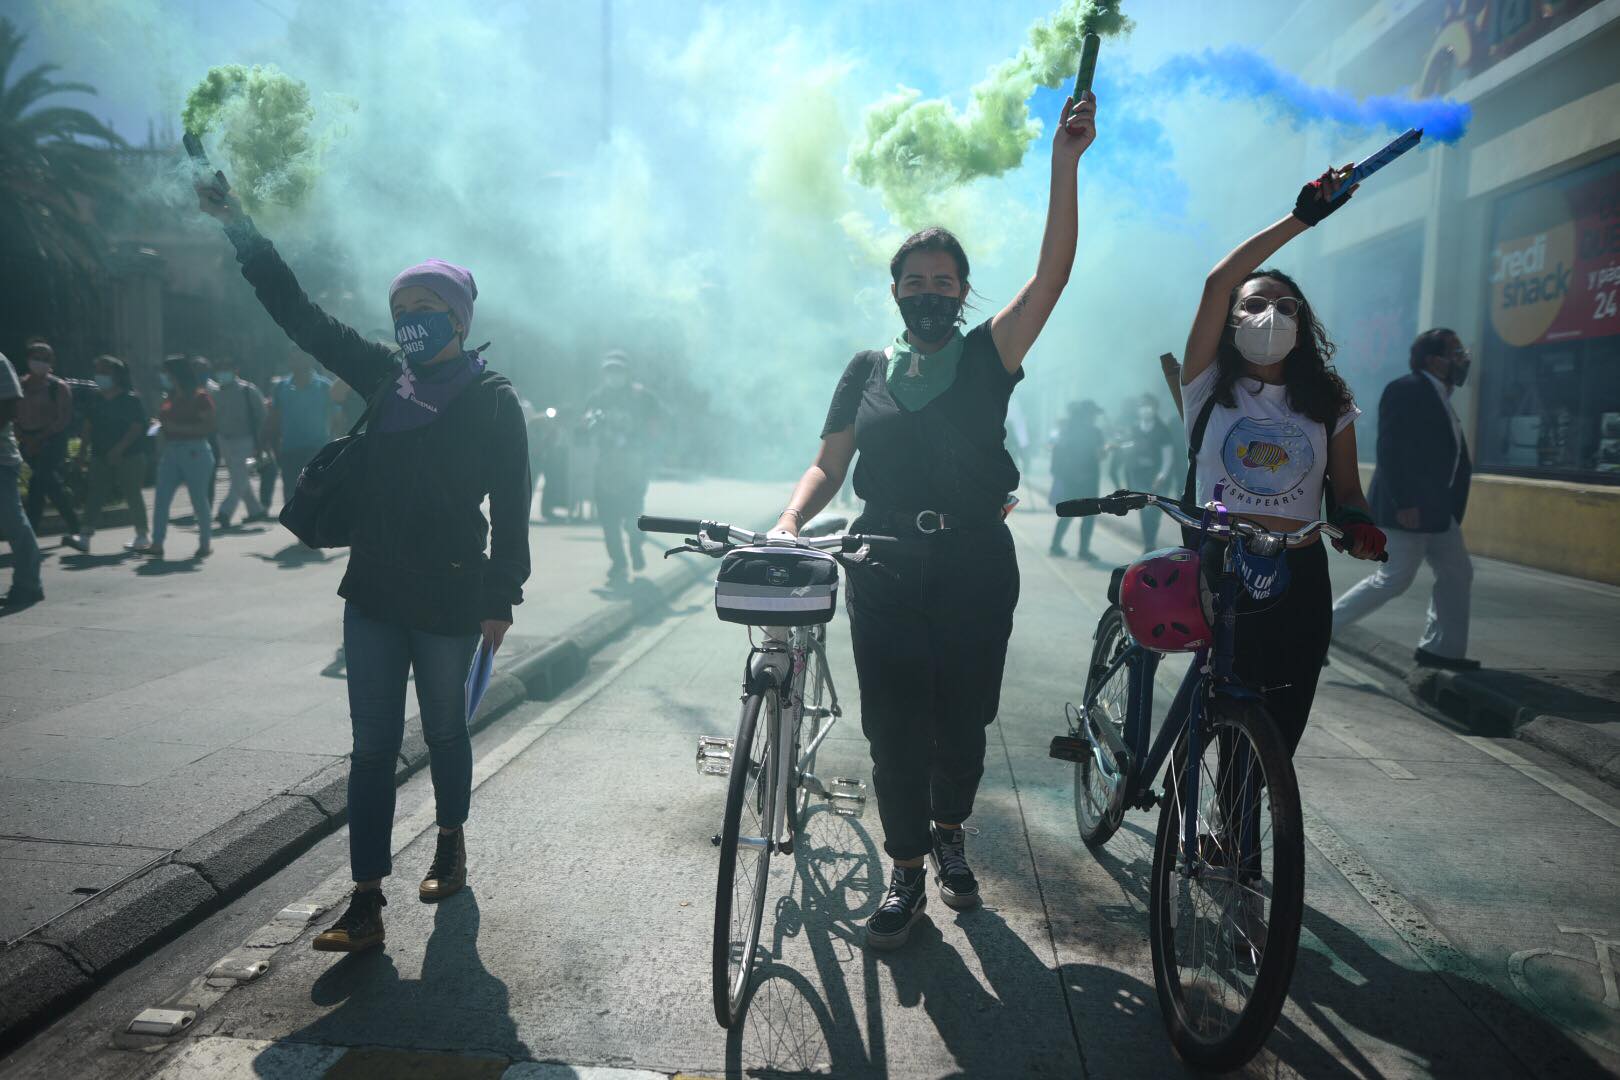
[713,689,776,1029]
[1147,697,1304,1071]
[794,628,828,829]
[1074,606,1133,848]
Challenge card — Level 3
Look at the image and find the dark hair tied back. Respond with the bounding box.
[1213,268,1354,427]
[890,226,971,285]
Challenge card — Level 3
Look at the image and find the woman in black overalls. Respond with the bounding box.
[773,93,1098,951]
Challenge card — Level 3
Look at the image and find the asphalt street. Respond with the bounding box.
[1,501,1617,1079]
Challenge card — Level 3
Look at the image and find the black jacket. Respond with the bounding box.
[1368,372,1471,533]
[229,222,530,635]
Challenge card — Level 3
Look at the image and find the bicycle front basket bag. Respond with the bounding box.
[715,546,840,626]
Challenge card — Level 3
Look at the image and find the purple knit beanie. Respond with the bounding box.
[389,259,477,337]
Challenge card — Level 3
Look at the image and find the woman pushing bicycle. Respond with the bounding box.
[1177,166,1388,756]
[771,91,1097,950]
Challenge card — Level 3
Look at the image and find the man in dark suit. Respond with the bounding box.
[1333,328,1478,670]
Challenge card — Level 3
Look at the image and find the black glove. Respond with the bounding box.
[1291,168,1352,227]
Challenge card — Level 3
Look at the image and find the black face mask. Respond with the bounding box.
[897,292,963,343]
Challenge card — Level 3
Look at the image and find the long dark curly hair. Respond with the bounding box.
[1213,268,1354,426]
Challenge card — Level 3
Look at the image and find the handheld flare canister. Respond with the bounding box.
[1066,32,1101,135]
[1332,127,1423,200]
[182,131,228,196]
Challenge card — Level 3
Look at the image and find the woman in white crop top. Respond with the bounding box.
[1175,166,1388,757]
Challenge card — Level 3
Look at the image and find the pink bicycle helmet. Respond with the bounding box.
[1118,547,1212,653]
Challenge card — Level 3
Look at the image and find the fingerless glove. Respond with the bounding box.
[1292,169,1352,227]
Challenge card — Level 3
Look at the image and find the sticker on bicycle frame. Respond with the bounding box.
[1231,537,1290,600]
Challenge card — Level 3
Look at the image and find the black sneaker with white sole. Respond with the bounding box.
[929,824,981,910]
[865,864,928,951]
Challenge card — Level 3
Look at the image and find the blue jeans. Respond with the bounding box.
[343,602,480,882]
[152,439,215,550]
[0,464,42,592]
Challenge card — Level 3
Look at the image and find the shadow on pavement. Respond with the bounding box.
[257,888,529,1071]
[249,544,329,569]
[1086,819,1610,1077]
[134,558,202,576]
[58,552,136,571]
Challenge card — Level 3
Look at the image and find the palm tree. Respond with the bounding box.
[0,16,125,267]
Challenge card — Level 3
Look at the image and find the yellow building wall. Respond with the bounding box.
[1356,466,1620,584]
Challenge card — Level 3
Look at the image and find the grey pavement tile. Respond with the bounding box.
[0,845,170,943]
[0,731,77,776]
[12,737,213,786]
[232,708,354,757]
[116,706,287,748]
[7,697,172,739]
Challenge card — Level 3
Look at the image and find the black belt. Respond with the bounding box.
[862,506,1002,537]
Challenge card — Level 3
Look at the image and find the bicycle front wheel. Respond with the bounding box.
[713,689,777,1028]
[1148,698,1304,1071]
[1074,606,1133,848]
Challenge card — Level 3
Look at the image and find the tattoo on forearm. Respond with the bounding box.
[1011,287,1032,318]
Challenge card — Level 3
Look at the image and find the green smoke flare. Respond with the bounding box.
[182,64,320,212]
[849,0,1131,228]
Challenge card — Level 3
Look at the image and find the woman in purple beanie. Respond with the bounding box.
[198,174,531,954]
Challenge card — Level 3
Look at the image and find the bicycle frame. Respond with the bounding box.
[744,624,843,852]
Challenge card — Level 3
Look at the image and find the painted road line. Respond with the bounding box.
[1331,651,1620,831]
[130,602,704,1049]
[1320,722,1419,781]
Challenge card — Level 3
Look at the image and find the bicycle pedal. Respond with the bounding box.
[824,777,867,818]
[696,735,734,777]
[1048,734,1091,763]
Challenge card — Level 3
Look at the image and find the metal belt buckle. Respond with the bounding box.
[915,510,943,535]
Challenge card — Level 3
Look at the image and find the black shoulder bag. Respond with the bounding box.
[278,375,391,549]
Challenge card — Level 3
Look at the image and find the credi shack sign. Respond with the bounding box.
[1489,158,1620,347]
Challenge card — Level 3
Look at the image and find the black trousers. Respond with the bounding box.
[23,435,80,535]
[1209,539,1331,755]
[597,482,647,570]
[846,519,1020,860]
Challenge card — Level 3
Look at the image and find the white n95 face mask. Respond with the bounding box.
[1232,309,1298,366]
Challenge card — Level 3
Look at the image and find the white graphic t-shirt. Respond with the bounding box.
[1182,364,1359,523]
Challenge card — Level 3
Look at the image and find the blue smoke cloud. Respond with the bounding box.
[1154,46,1471,143]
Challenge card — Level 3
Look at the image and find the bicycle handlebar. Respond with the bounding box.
[1057,491,1389,561]
[637,515,900,556]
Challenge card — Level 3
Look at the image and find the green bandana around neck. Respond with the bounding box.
[885,329,965,412]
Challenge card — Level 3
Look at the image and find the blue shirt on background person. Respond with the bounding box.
[272,370,335,452]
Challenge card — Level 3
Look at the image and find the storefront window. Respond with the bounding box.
[1480,152,1620,482]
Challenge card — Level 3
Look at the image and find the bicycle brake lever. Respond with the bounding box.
[663,542,697,559]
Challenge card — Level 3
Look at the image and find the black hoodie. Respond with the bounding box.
[227,221,530,635]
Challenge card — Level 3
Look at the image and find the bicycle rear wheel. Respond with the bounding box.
[794,628,829,829]
[713,689,777,1028]
[1148,698,1304,1071]
[1074,606,1133,848]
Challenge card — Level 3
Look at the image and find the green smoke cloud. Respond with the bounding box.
[182,64,324,213]
[848,0,1131,228]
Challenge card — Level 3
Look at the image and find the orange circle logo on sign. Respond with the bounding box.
[1489,185,1576,348]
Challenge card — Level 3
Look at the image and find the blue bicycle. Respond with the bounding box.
[1049,489,1376,1070]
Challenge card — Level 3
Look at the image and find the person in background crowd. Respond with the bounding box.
[1049,399,1104,560]
[16,337,85,549]
[583,351,661,586]
[330,378,367,439]
[211,354,270,529]
[200,168,531,956]
[1332,328,1479,671]
[264,349,334,506]
[0,351,44,607]
[1116,393,1175,550]
[148,354,217,562]
[67,356,150,554]
[1159,351,1184,419]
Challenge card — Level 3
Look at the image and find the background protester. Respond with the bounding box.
[0,351,43,607]
[772,89,1097,951]
[148,353,217,561]
[583,351,660,586]
[1333,328,1478,671]
[210,354,270,529]
[199,170,531,956]
[16,337,84,549]
[1049,399,1104,560]
[1116,393,1175,550]
[330,378,367,439]
[1178,165,1386,757]
[264,349,333,507]
[69,355,150,554]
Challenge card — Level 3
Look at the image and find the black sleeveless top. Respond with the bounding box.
[821,320,1023,518]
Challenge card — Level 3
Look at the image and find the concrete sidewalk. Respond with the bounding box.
[0,476,783,1041]
[1078,499,1620,786]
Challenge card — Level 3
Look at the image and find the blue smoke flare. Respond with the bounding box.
[1155,46,1471,143]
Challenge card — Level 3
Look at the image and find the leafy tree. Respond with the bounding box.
[0,17,124,267]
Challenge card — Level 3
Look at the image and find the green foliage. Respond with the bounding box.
[848,0,1132,227]
[183,64,319,212]
[0,16,125,266]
